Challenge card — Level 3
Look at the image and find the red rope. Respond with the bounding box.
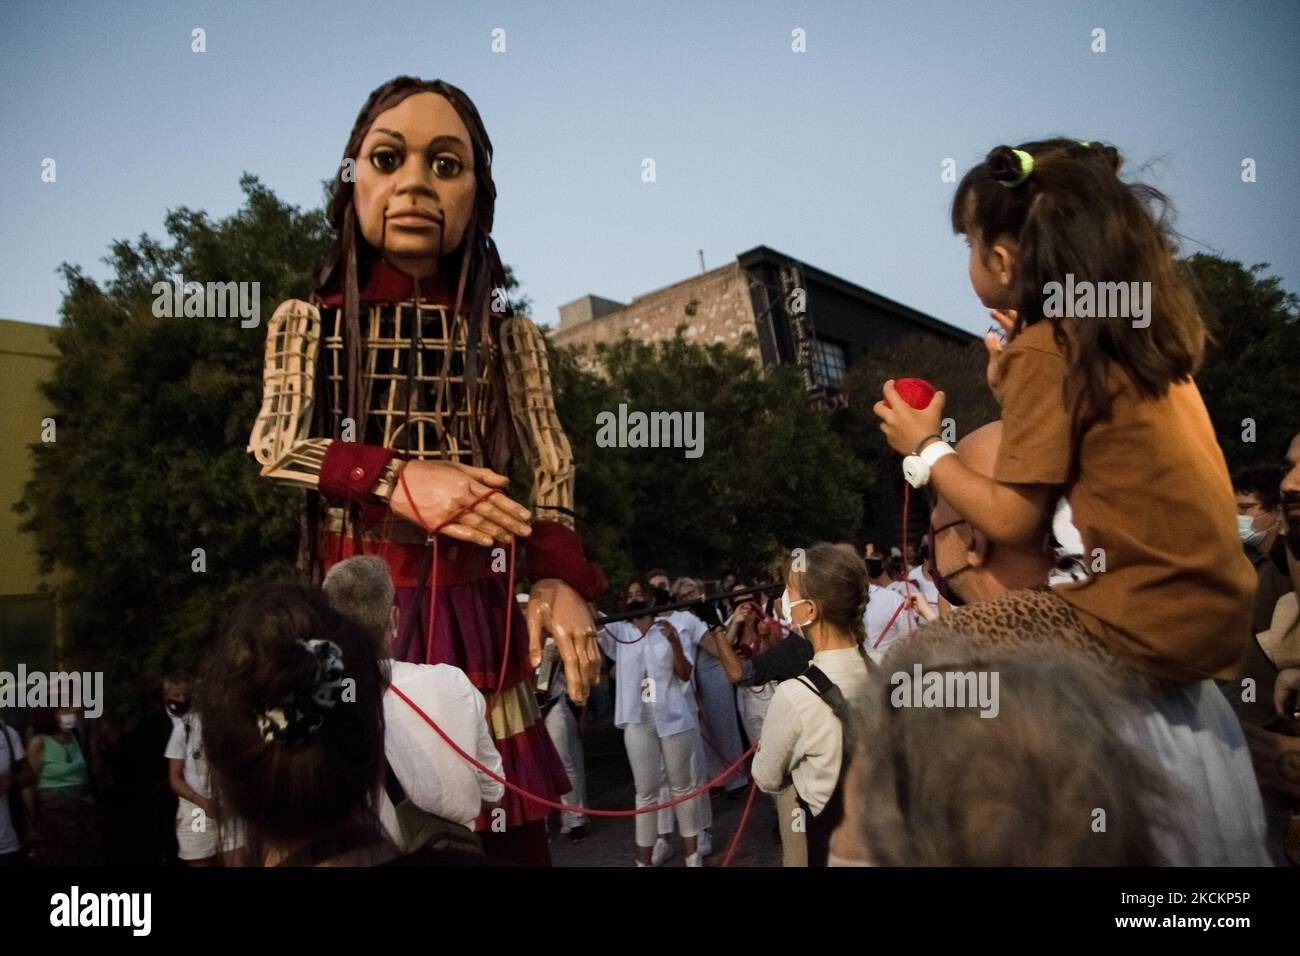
[391,683,756,817]
[873,597,910,649]
[874,482,917,648]
[391,473,759,854]
[721,781,759,868]
[397,470,516,700]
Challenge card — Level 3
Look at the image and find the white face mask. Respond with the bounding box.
[778,590,814,633]
[1237,513,1270,549]
[58,713,78,732]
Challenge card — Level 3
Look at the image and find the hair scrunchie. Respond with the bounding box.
[997,148,1035,188]
[257,639,347,745]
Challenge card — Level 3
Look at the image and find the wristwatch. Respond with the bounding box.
[902,439,955,488]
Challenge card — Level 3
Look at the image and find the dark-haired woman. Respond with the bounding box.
[248,77,608,866]
[751,543,873,867]
[201,583,484,866]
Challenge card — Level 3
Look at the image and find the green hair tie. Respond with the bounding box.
[1078,140,1092,147]
[999,148,1034,188]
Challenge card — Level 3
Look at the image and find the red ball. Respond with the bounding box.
[886,378,936,409]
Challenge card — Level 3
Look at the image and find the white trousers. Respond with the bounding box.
[544,697,588,830]
[625,716,700,848]
[657,732,715,836]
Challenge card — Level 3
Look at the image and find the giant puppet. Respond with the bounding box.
[247,77,605,865]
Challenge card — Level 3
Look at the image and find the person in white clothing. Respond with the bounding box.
[541,643,589,842]
[863,579,908,662]
[598,590,703,867]
[752,543,873,867]
[324,557,504,842]
[674,578,748,797]
[0,716,34,865]
[163,674,246,865]
[662,600,720,860]
[906,546,941,604]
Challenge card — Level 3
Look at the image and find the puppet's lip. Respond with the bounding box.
[387,208,442,224]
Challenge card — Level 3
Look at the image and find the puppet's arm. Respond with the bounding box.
[502,315,606,703]
[500,315,575,527]
[247,299,401,502]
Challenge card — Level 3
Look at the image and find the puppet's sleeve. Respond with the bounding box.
[247,299,400,504]
[501,315,606,601]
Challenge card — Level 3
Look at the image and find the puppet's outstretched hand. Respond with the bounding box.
[527,579,600,705]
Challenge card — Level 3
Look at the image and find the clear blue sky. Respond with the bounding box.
[1,0,1297,336]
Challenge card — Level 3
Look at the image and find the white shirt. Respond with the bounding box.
[864,583,907,654]
[665,610,708,717]
[0,723,23,853]
[751,647,871,816]
[886,580,919,634]
[907,566,940,604]
[383,661,505,829]
[165,712,209,799]
[598,611,701,737]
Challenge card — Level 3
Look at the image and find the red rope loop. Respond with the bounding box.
[391,684,756,818]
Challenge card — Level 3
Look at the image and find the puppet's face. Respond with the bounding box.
[354,92,476,278]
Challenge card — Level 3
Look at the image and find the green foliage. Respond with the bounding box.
[1187,254,1300,472]
[839,333,999,541]
[17,175,329,728]
[551,328,866,597]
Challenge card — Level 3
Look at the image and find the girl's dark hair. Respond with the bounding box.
[199,583,391,866]
[316,76,512,440]
[784,542,870,657]
[952,138,1206,428]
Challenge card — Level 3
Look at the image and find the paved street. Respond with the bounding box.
[547,717,782,868]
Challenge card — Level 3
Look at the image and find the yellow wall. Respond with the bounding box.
[0,318,58,596]
[0,318,60,670]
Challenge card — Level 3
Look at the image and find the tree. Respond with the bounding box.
[839,333,999,544]
[17,175,330,728]
[1187,254,1300,473]
[551,328,866,597]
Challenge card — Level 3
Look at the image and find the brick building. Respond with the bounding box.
[552,246,976,547]
[553,245,973,408]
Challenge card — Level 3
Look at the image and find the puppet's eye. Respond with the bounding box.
[370,149,402,173]
[432,155,463,179]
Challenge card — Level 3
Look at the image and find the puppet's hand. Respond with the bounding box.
[391,460,532,546]
[527,579,600,705]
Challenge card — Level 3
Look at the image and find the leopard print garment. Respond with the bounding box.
[885,587,1173,695]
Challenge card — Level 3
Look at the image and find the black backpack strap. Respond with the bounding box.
[796,665,849,721]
